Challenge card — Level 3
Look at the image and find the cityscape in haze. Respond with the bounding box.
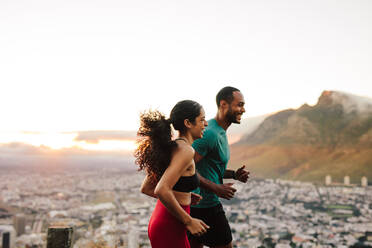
[1,0,372,247]
[1,166,371,248]
[1,89,372,248]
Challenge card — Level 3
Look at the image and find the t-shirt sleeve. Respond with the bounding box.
[192,129,216,157]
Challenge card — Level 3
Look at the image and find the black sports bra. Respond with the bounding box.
[173,173,200,192]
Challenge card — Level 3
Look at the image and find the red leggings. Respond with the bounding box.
[148,200,191,248]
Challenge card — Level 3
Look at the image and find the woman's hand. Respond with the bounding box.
[190,192,202,205]
[185,218,209,236]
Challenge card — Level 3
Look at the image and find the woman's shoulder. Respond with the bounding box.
[174,140,194,157]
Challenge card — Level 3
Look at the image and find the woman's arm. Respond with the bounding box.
[154,145,194,223]
[140,174,157,198]
[154,145,209,235]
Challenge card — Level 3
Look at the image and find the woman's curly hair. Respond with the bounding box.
[134,110,177,182]
[134,100,202,182]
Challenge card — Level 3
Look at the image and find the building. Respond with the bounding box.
[128,228,139,248]
[361,176,368,187]
[2,232,10,248]
[344,176,350,185]
[13,214,26,236]
[325,175,332,185]
[0,225,16,248]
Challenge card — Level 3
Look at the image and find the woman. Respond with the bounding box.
[134,100,209,248]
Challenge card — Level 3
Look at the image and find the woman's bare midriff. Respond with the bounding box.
[173,190,191,206]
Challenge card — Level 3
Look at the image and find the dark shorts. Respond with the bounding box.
[188,203,232,247]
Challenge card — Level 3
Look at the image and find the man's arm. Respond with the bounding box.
[197,172,236,200]
[223,169,236,179]
[223,166,250,183]
[195,151,236,200]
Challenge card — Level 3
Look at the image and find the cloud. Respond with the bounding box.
[0,142,136,170]
[71,130,137,144]
[21,131,42,135]
[0,142,50,155]
[331,91,372,114]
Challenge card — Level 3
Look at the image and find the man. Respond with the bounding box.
[188,86,250,248]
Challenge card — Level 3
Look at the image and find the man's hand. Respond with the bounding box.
[215,183,236,200]
[235,165,250,183]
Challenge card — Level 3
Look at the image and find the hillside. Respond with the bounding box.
[229,91,372,183]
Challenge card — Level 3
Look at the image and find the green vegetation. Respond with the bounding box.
[327,205,352,210]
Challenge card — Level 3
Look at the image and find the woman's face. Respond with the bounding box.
[190,108,208,139]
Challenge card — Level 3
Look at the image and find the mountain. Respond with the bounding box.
[227,114,268,144]
[229,91,372,183]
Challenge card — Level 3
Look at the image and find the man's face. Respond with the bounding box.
[226,91,245,124]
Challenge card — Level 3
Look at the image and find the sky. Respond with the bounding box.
[0,0,372,152]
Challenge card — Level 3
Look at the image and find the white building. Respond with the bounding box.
[128,228,139,248]
[325,175,332,185]
[344,176,350,185]
[361,176,368,187]
[0,225,16,248]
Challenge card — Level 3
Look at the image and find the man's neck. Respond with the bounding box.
[214,112,231,131]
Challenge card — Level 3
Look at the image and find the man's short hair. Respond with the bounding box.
[216,86,240,107]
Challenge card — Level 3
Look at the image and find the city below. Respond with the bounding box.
[0,166,371,248]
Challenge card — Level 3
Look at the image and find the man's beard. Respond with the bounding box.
[226,107,239,124]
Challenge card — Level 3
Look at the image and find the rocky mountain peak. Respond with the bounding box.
[317,90,372,113]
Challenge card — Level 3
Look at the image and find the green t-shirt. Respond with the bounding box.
[192,119,230,208]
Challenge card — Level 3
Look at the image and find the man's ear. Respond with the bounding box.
[219,100,228,110]
[184,119,192,128]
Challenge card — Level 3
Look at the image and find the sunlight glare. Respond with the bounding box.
[0,131,136,151]
[0,132,78,149]
[75,140,136,151]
